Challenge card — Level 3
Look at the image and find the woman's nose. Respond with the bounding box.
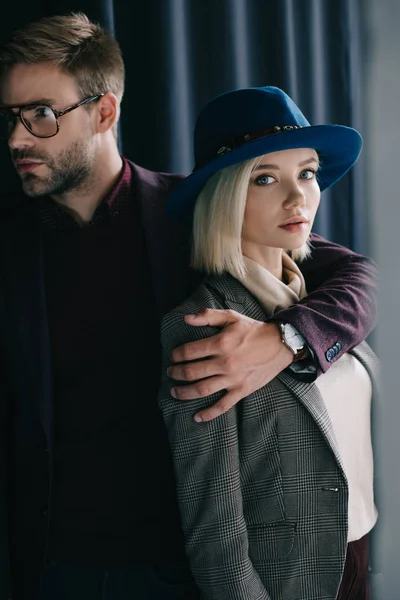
[283,186,307,209]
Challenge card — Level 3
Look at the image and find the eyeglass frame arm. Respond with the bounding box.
[0,93,104,138]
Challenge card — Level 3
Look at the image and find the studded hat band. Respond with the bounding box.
[194,125,304,170]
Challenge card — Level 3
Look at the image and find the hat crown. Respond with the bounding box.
[194,86,311,167]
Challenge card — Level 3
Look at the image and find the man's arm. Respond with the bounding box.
[168,234,378,422]
[271,233,378,374]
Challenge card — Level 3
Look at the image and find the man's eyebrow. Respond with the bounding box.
[1,98,57,109]
[252,156,319,171]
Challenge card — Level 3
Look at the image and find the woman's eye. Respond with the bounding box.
[254,174,275,186]
[299,169,315,180]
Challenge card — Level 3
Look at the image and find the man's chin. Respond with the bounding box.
[21,179,51,198]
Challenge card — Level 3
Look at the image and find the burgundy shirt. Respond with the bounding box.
[41,159,184,566]
[39,160,133,230]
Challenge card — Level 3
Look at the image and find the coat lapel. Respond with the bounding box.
[128,162,197,320]
[0,203,53,452]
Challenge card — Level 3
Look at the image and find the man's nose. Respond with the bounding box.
[8,118,36,151]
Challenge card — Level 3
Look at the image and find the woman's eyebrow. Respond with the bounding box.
[253,156,319,172]
[298,157,320,167]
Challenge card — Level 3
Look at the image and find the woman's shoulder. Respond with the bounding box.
[160,272,248,349]
[167,272,246,319]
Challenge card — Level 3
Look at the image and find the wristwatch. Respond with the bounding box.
[278,322,308,362]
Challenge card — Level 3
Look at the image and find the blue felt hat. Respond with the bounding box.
[166,85,362,222]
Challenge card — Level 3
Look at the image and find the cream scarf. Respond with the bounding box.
[234,252,307,314]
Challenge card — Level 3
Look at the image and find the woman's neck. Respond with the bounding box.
[242,245,284,281]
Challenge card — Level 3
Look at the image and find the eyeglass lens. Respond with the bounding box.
[0,105,58,140]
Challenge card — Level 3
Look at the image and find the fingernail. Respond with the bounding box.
[166,367,171,376]
[171,388,177,398]
[194,414,203,423]
[186,314,196,319]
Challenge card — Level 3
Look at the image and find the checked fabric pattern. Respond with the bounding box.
[157,273,379,600]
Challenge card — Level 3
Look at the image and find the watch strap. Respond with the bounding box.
[278,321,307,361]
[292,345,309,362]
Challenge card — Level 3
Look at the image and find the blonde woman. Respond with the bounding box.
[158,86,379,600]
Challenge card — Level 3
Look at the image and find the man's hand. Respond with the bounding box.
[167,309,294,422]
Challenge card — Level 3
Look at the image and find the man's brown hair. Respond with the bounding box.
[0,12,125,103]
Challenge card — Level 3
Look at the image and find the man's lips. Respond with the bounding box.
[14,160,44,173]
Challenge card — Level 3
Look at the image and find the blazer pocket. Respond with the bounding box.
[248,521,296,562]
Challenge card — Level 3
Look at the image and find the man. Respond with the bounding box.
[0,12,377,600]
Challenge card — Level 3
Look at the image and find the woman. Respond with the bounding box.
[157,86,378,600]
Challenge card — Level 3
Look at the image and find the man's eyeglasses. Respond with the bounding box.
[0,93,104,141]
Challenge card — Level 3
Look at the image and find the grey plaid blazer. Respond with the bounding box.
[158,272,380,600]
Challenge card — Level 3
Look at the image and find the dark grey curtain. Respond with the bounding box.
[0,0,369,253]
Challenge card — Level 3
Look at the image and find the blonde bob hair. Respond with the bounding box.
[192,156,312,278]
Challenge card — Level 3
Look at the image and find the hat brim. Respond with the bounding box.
[166,124,362,222]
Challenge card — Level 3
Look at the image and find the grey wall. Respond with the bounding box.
[364,0,400,595]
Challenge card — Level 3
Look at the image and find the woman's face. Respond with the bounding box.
[242,147,320,255]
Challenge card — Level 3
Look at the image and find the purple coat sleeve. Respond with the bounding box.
[269,233,378,375]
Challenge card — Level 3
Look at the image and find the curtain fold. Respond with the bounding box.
[0,0,368,252]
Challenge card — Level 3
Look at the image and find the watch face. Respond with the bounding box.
[282,323,305,351]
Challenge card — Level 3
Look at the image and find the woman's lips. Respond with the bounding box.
[278,222,308,233]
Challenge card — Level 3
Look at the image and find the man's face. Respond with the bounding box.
[1,63,98,197]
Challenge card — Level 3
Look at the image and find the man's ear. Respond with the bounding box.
[95,92,119,133]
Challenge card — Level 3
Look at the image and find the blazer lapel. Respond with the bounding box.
[276,370,345,473]
[278,342,379,479]
[0,203,53,452]
[348,341,380,395]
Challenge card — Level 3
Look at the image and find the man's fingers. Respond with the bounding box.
[171,376,227,400]
[170,331,225,363]
[193,392,240,422]
[171,309,248,363]
[168,357,219,383]
[184,308,241,328]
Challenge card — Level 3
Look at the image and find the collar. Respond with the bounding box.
[40,157,132,231]
[232,253,307,314]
